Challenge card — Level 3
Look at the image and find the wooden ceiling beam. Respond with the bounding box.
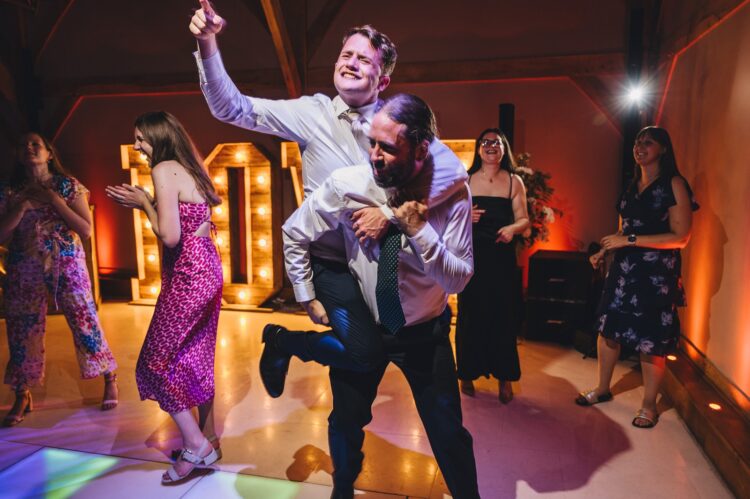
[44,70,285,97]
[307,0,347,63]
[238,0,269,33]
[34,0,75,66]
[570,75,623,136]
[259,0,302,97]
[659,0,747,62]
[306,52,626,87]
[45,52,624,99]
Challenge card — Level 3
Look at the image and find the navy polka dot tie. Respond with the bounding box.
[376,224,406,334]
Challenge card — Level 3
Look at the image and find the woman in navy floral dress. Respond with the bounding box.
[575,126,698,428]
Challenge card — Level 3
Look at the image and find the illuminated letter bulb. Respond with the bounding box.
[257,206,266,216]
[258,238,267,247]
[215,206,223,215]
[150,286,157,295]
[216,236,224,246]
[213,175,223,184]
[259,268,268,278]
[145,221,152,229]
[238,290,247,300]
[147,254,156,263]
[257,175,266,184]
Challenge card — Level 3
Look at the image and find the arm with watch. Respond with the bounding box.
[599,182,694,253]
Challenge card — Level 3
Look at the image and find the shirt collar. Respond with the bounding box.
[333,95,383,124]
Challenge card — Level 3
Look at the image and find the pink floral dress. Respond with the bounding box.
[1,175,117,388]
[135,202,222,413]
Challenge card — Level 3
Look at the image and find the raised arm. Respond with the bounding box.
[189,0,225,58]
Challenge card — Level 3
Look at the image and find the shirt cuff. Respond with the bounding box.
[193,49,226,85]
[407,221,439,258]
[293,281,316,303]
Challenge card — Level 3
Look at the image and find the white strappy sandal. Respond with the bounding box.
[161,438,219,485]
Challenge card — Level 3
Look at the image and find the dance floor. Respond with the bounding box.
[0,303,733,498]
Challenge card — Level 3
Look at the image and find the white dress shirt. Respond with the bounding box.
[282,163,474,327]
[196,50,468,267]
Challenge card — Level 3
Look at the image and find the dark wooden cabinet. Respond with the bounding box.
[525,250,593,343]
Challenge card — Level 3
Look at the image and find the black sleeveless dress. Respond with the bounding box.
[456,172,521,381]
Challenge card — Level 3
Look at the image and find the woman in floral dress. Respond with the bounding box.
[0,132,119,427]
[106,111,222,484]
[575,126,699,428]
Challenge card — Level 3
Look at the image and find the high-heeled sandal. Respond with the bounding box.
[162,438,219,485]
[170,434,222,462]
[3,389,32,427]
[101,373,118,411]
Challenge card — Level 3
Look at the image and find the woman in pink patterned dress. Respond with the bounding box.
[0,132,119,427]
[106,111,223,484]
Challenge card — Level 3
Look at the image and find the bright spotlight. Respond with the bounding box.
[626,84,646,105]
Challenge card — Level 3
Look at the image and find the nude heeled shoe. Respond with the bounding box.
[3,390,32,427]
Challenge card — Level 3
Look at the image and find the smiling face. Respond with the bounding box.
[18,133,53,169]
[133,127,154,161]
[478,132,505,166]
[633,132,665,167]
[333,34,390,108]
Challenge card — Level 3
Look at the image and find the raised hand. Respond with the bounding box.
[189,0,226,40]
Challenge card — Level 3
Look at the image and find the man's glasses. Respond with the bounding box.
[480,139,502,147]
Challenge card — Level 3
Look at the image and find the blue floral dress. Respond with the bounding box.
[595,175,699,356]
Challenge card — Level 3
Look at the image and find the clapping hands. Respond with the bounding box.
[105,184,154,210]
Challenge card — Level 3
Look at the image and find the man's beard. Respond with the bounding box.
[371,154,415,189]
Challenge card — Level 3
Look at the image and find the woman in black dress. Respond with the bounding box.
[576,126,698,428]
[456,128,529,403]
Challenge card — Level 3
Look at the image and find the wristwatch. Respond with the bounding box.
[627,233,637,245]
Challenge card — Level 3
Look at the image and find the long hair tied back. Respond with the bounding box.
[134,111,221,206]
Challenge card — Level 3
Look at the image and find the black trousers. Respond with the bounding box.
[327,313,481,498]
[277,257,385,372]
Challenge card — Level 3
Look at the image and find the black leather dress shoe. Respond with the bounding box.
[330,486,354,499]
[260,324,292,398]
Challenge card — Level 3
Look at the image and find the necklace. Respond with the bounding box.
[481,167,501,183]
